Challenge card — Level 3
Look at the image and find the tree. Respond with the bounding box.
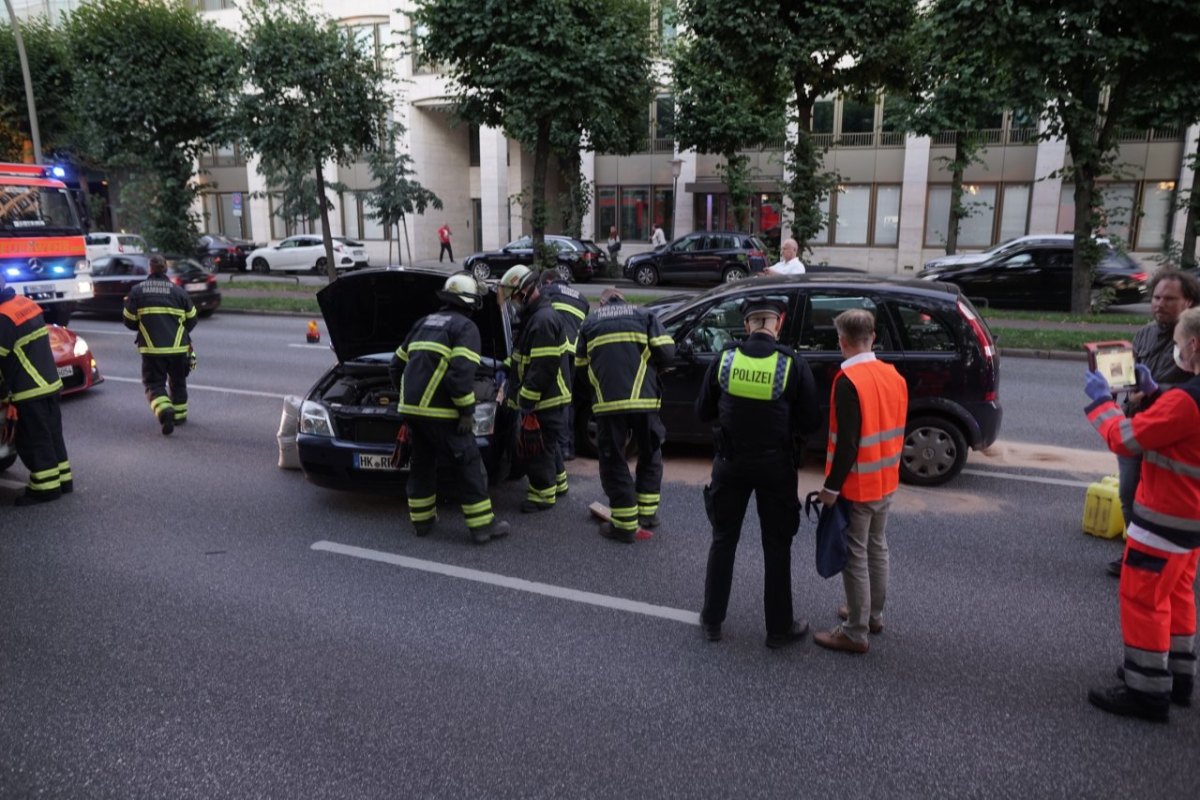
[364,123,443,266]
[0,18,75,161]
[66,0,238,252]
[234,0,392,281]
[413,0,655,257]
[950,0,1200,312]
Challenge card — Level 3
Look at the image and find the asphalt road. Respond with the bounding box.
[1,314,1196,798]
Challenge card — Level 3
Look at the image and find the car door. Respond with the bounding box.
[658,233,706,282]
[1039,248,1075,309]
[950,249,1039,309]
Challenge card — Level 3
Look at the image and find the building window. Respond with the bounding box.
[347,19,390,70]
[925,184,999,248]
[832,185,871,245]
[621,186,651,241]
[1056,183,1138,245]
[597,185,674,241]
[597,187,617,240]
[411,23,440,75]
[656,0,678,48]
[268,195,315,239]
[652,187,674,238]
[201,192,252,239]
[998,184,1031,242]
[191,0,236,9]
[199,143,246,168]
[1137,182,1175,251]
[873,185,901,246]
[469,124,481,167]
[651,95,675,154]
[340,192,390,240]
[812,99,834,134]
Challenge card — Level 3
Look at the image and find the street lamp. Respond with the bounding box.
[669,158,684,240]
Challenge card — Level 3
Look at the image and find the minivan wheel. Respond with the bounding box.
[722,266,748,282]
[633,264,658,286]
[900,416,968,486]
[253,258,269,274]
[471,262,491,282]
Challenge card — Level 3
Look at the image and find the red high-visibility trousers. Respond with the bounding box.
[1118,539,1199,697]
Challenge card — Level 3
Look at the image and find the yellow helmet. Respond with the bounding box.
[437,272,483,310]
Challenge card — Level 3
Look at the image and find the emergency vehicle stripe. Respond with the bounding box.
[1143,450,1200,478]
[1116,418,1142,453]
[1134,503,1200,532]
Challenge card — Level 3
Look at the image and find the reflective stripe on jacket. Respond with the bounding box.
[122,275,197,355]
[0,292,62,402]
[390,309,481,420]
[509,293,571,412]
[827,359,908,502]
[1087,377,1200,550]
[542,283,589,353]
[575,299,675,414]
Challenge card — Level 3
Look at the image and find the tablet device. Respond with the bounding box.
[1084,340,1136,390]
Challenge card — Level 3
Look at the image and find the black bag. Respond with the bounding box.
[805,491,850,578]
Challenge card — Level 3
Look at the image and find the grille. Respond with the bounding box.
[337,413,402,444]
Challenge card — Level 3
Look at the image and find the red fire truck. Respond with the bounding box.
[0,162,92,324]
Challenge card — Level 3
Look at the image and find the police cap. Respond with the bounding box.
[740,295,788,319]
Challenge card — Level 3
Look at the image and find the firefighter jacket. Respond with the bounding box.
[541,283,589,352]
[574,298,675,415]
[695,332,820,458]
[389,307,481,420]
[123,274,197,355]
[508,292,571,412]
[0,289,62,402]
[1088,376,1200,551]
[825,355,909,503]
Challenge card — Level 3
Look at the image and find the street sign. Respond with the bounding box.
[231,192,243,218]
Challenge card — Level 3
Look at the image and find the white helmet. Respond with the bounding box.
[498,264,536,301]
[437,272,482,311]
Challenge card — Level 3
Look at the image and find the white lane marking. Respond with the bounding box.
[64,327,129,335]
[0,477,25,490]
[960,468,1092,488]
[288,343,332,350]
[103,375,285,399]
[312,540,701,626]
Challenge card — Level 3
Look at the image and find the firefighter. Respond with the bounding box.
[123,254,197,435]
[498,265,572,512]
[575,287,675,543]
[1084,305,1200,722]
[696,295,821,648]
[389,273,510,544]
[538,268,589,465]
[0,274,72,505]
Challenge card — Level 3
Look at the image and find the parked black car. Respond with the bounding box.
[577,274,1002,486]
[623,230,770,286]
[296,267,514,493]
[78,254,221,317]
[465,235,597,284]
[197,233,262,272]
[917,239,1147,310]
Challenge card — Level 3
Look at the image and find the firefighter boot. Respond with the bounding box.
[158,407,175,436]
[1116,667,1194,707]
[1087,684,1169,722]
[471,519,510,545]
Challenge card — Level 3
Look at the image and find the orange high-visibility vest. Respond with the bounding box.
[826,359,908,502]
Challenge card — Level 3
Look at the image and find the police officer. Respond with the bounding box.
[499,265,572,512]
[0,275,72,505]
[389,274,510,544]
[696,295,820,648]
[576,288,675,542]
[123,254,197,435]
[538,268,589,465]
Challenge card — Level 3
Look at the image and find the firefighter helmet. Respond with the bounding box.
[498,264,537,301]
[436,272,483,311]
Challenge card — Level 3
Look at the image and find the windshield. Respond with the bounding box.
[0,185,82,234]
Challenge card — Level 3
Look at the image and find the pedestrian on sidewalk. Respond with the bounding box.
[438,223,454,263]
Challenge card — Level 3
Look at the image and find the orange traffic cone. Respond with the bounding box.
[306,320,320,343]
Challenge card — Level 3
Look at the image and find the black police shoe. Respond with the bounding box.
[159,408,175,436]
[471,520,510,544]
[598,522,635,544]
[1116,666,1193,707]
[1087,684,1169,722]
[765,620,810,650]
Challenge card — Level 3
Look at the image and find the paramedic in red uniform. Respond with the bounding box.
[1084,305,1200,722]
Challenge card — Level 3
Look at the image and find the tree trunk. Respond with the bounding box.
[315,160,337,282]
[532,119,551,248]
[402,215,413,267]
[1071,175,1097,314]
[946,135,967,255]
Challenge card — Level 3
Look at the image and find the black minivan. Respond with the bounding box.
[608,274,1003,486]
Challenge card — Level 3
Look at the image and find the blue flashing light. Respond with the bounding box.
[52,265,66,274]
[50,165,67,178]
[6,267,21,277]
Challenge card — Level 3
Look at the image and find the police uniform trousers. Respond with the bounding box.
[141,353,190,422]
[405,418,495,530]
[595,412,665,534]
[14,395,71,498]
[701,450,800,635]
[522,406,566,508]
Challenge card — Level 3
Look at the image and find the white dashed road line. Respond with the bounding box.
[311,540,701,626]
[103,375,285,400]
[960,469,1092,488]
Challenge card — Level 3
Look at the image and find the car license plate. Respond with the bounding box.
[57,365,74,378]
[22,283,54,299]
[352,250,365,258]
[355,453,399,471]
[186,282,206,292]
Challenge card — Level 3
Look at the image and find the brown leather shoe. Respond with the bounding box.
[837,605,883,634]
[814,627,869,654]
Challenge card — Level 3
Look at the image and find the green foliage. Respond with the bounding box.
[413,0,655,243]
[0,18,75,156]
[66,0,239,252]
[234,0,393,279]
[364,124,443,231]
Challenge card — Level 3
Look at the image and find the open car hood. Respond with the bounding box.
[317,267,510,364]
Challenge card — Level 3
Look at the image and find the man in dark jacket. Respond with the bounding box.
[0,275,72,505]
[123,254,197,435]
[696,295,820,648]
[539,269,589,465]
[500,266,571,512]
[576,288,675,542]
[389,273,509,544]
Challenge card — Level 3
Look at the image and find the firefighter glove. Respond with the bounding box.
[457,410,474,436]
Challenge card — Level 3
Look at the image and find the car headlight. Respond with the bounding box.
[473,400,497,436]
[299,400,335,436]
[72,335,89,358]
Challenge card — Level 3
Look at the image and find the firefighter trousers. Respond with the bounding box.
[14,394,70,498]
[521,406,565,508]
[595,411,664,533]
[700,451,800,636]
[141,353,190,422]
[405,418,495,531]
[1119,539,1199,702]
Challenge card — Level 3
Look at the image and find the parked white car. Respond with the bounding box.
[85,231,148,263]
[246,235,368,273]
